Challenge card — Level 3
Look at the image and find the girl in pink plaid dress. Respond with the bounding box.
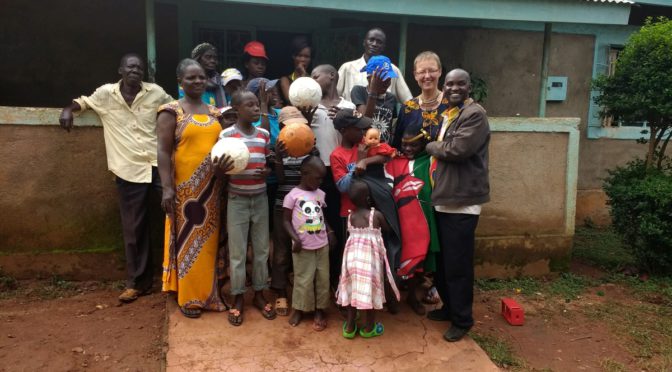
[336,180,400,339]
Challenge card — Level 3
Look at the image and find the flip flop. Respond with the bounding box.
[275,297,289,317]
[255,302,277,320]
[359,322,384,338]
[228,308,243,326]
[342,321,357,339]
[180,306,202,319]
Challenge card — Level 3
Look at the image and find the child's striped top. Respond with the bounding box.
[219,124,270,196]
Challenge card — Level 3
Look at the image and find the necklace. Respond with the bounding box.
[419,91,442,108]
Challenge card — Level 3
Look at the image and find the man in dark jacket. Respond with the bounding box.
[425,69,490,342]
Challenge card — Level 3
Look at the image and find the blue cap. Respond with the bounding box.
[359,55,398,80]
[246,77,278,95]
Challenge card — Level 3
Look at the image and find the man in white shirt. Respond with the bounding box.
[310,64,356,288]
[59,54,173,303]
[337,28,413,103]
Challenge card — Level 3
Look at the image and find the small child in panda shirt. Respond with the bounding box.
[283,155,336,331]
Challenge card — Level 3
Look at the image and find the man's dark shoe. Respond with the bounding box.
[443,325,471,342]
[427,308,451,321]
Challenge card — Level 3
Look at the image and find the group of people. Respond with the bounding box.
[59,27,490,342]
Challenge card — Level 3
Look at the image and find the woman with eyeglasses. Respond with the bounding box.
[390,51,446,308]
[391,51,448,149]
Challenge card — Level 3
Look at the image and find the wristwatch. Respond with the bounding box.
[367,91,385,100]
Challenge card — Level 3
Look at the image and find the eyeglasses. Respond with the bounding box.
[414,69,441,77]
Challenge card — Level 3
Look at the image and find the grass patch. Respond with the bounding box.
[600,358,628,372]
[475,277,541,296]
[33,276,80,299]
[476,272,594,303]
[572,227,634,271]
[0,268,19,299]
[471,332,524,369]
[602,273,672,306]
[548,272,595,301]
[584,300,672,370]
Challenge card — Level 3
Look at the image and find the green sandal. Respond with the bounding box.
[342,321,357,339]
[359,322,384,338]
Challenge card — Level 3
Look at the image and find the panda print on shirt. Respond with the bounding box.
[283,187,329,249]
[297,200,324,235]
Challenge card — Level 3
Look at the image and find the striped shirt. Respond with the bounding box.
[219,124,270,195]
[275,155,309,209]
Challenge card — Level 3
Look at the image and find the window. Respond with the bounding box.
[196,26,254,70]
[602,45,648,129]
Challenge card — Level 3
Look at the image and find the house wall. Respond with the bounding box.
[0,2,657,278]
[404,22,649,226]
[0,108,578,279]
[0,0,180,106]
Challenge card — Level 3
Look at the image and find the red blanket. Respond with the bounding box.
[386,158,430,278]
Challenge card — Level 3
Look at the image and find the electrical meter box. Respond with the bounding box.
[546,76,568,101]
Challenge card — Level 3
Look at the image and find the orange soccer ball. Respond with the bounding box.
[278,122,315,157]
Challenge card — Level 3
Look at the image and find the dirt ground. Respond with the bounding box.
[471,261,672,371]
[1,257,669,371]
[0,281,165,372]
[472,275,633,371]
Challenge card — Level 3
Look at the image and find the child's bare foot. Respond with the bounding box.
[289,310,302,327]
[407,295,426,315]
[313,309,327,331]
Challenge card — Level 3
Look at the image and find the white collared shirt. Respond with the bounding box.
[74,81,174,183]
[336,56,413,103]
[310,98,356,166]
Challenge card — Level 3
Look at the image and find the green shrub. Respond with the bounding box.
[593,18,672,170]
[603,160,672,273]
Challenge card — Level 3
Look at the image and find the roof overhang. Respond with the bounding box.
[634,0,672,6]
[204,0,633,25]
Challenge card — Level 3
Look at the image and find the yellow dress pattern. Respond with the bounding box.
[159,101,226,311]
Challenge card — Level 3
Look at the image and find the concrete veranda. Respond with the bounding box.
[165,292,499,371]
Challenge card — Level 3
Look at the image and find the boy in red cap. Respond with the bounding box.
[243,41,269,86]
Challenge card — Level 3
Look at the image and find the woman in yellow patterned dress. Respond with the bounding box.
[157,59,232,318]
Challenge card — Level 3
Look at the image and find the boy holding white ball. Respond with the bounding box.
[219,90,276,326]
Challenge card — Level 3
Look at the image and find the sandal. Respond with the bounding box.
[255,302,277,320]
[359,322,384,338]
[275,298,289,317]
[342,321,357,339]
[228,308,243,326]
[180,306,202,319]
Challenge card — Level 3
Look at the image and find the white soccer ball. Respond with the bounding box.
[288,77,322,108]
[211,137,250,175]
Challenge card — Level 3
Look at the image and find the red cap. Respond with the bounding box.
[243,41,268,60]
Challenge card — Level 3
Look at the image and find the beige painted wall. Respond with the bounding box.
[0,125,122,253]
[480,132,568,236]
[0,110,577,279]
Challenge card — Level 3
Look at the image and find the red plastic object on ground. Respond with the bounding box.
[501,298,525,325]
